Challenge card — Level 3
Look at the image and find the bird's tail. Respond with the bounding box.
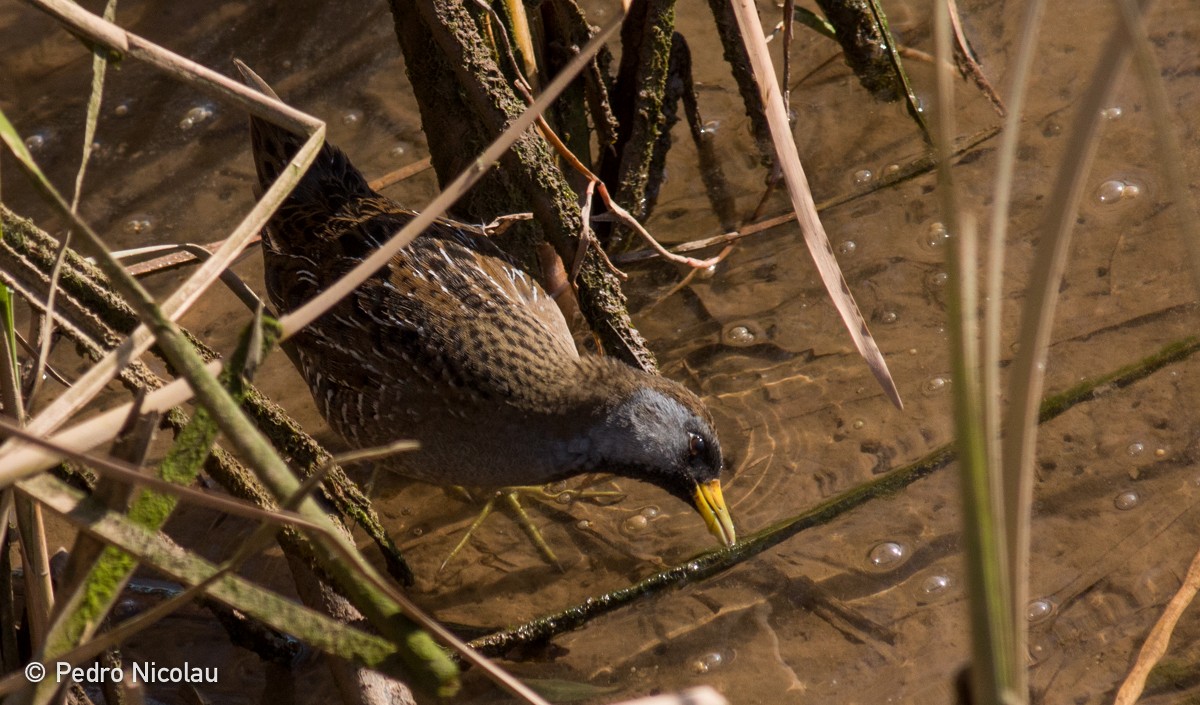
[233,60,376,254]
[234,59,309,198]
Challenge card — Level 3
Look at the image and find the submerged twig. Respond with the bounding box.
[1112,541,1200,705]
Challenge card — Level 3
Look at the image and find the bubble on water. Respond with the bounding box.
[837,240,857,256]
[24,133,47,152]
[556,492,573,505]
[931,271,949,287]
[851,419,865,430]
[922,573,952,595]
[1114,490,1140,510]
[881,163,900,178]
[880,310,898,324]
[341,109,364,126]
[700,120,721,135]
[727,325,754,344]
[1100,106,1123,120]
[623,515,649,533]
[922,376,948,395]
[411,526,425,537]
[1095,179,1141,204]
[1096,180,1125,203]
[124,216,154,235]
[179,105,213,130]
[692,651,725,674]
[1028,636,1055,666]
[867,541,907,568]
[114,102,130,117]
[576,519,592,530]
[724,322,761,346]
[853,169,873,185]
[1027,599,1054,623]
[1127,442,1145,457]
[1042,121,1062,138]
[698,263,719,280]
[641,506,660,519]
[921,221,951,250]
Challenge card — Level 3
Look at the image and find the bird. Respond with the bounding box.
[236,61,735,549]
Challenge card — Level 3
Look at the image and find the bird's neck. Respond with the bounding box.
[537,355,649,475]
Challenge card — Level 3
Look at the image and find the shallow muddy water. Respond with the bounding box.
[3,0,1200,703]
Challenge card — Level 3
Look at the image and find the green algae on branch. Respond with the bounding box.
[468,333,1200,657]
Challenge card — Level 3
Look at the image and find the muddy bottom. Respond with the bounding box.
[3,0,1200,703]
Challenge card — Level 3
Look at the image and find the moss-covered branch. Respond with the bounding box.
[387,0,659,372]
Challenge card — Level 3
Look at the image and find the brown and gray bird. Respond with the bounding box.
[238,62,735,547]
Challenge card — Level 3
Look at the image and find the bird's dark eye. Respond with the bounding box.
[687,432,706,459]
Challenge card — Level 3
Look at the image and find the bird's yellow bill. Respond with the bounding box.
[693,479,736,546]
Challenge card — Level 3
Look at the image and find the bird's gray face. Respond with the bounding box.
[589,387,735,546]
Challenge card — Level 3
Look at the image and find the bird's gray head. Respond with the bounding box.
[587,384,735,546]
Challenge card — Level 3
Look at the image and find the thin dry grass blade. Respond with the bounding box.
[983,3,1047,698]
[999,6,1149,702]
[727,0,902,409]
[12,498,53,652]
[27,0,119,411]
